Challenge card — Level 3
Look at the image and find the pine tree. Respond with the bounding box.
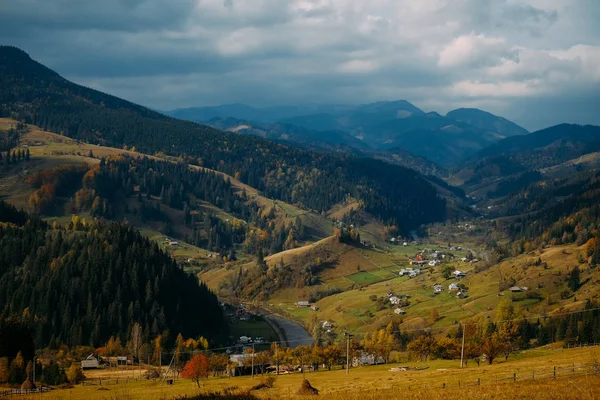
[568,267,580,292]
[25,148,30,161]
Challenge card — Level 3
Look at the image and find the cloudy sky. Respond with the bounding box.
[2,0,599,130]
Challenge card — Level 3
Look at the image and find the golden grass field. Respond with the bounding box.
[25,347,600,399]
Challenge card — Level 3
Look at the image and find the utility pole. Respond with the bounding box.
[275,344,279,375]
[251,343,255,379]
[460,323,465,368]
[345,332,353,375]
[302,348,305,379]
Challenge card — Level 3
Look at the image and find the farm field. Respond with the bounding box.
[34,346,600,399]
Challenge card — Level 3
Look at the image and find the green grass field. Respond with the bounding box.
[345,271,382,285]
[229,319,279,344]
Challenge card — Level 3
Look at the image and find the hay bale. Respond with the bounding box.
[296,379,318,396]
[21,377,36,390]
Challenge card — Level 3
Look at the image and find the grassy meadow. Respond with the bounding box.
[28,347,600,399]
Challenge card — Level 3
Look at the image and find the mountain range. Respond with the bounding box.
[168,102,529,166]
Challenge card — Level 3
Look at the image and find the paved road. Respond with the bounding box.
[262,312,313,348]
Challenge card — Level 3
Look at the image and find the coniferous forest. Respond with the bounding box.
[0,201,227,353]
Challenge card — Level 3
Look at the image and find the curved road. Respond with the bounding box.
[262,312,313,348]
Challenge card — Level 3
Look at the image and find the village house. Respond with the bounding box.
[389,296,402,305]
[457,291,468,299]
[433,284,444,294]
[394,308,406,315]
[448,282,460,291]
[81,354,100,369]
[310,304,319,311]
[321,320,333,330]
[352,354,386,367]
[296,301,310,308]
[239,336,251,344]
[400,267,422,277]
[509,286,529,292]
[428,260,439,267]
[454,270,467,278]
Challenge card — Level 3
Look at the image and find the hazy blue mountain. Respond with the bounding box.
[205,117,368,150]
[278,100,425,131]
[168,100,531,166]
[446,108,529,138]
[474,124,600,159]
[167,103,354,123]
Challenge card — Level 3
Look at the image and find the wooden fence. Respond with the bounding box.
[405,362,600,391]
[0,387,51,397]
[81,377,149,386]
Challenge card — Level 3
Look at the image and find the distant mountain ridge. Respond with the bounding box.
[446,108,529,138]
[168,101,529,166]
[0,45,447,231]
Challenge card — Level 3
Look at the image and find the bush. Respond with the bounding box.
[66,364,85,384]
[144,367,161,379]
[251,375,276,391]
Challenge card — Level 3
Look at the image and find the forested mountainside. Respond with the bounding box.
[27,154,307,257]
[0,201,226,349]
[451,124,600,198]
[205,117,449,177]
[493,170,600,254]
[0,46,444,231]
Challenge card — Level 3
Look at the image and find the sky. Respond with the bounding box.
[1,0,600,131]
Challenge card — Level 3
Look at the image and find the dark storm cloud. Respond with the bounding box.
[1,0,599,130]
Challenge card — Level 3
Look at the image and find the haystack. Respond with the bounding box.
[296,379,318,395]
[21,377,36,390]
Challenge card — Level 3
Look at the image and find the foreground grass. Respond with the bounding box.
[31,347,600,399]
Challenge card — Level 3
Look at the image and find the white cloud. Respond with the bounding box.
[1,0,599,129]
[449,79,542,98]
[438,33,513,68]
[338,59,379,74]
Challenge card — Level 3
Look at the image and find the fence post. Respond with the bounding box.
[554,366,556,379]
[532,369,534,380]
[513,373,516,382]
[573,364,575,374]
[478,378,481,386]
[442,383,445,389]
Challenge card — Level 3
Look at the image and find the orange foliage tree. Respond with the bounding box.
[181,354,209,387]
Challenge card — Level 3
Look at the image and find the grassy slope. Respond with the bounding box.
[266,241,599,336]
[0,118,331,261]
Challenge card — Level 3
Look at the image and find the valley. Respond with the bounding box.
[1,43,600,400]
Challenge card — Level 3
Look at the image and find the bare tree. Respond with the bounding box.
[130,322,143,362]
